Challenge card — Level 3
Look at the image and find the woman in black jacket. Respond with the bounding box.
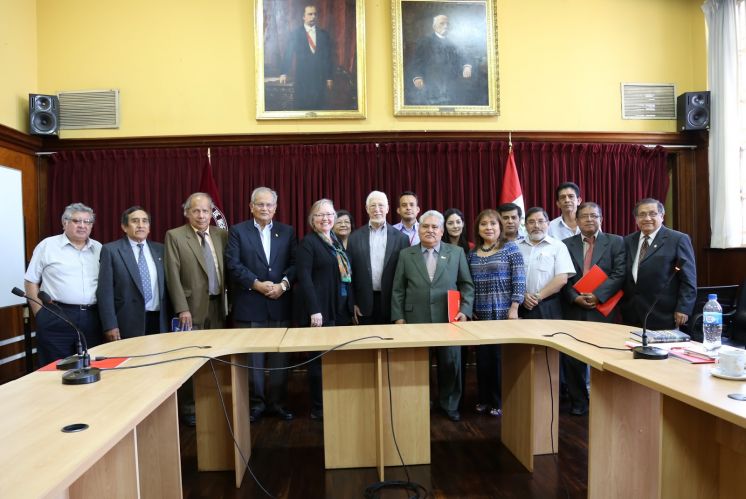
[296,198,354,419]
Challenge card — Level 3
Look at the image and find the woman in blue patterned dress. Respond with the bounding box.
[468,209,526,416]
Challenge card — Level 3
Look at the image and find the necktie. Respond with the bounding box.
[583,235,595,275]
[426,249,437,282]
[198,231,219,295]
[639,236,650,263]
[137,243,153,305]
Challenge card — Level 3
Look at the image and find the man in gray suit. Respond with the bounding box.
[391,210,474,421]
[561,202,626,415]
[347,191,409,325]
[97,206,169,340]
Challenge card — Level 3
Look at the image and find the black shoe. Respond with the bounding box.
[445,409,461,422]
[570,404,588,416]
[274,408,294,420]
[249,408,263,423]
[310,408,324,421]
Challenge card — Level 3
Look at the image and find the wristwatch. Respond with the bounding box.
[280,281,288,292]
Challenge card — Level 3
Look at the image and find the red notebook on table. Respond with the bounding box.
[448,290,461,322]
[572,264,623,317]
[38,357,129,371]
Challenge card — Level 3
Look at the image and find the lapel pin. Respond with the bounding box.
[275,233,279,238]
[440,255,447,260]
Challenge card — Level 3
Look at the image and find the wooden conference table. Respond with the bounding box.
[1,321,746,498]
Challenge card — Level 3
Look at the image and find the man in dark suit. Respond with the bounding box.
[97,206,169,340]
[225,187,296,422]
[165,192,229,426]
[621,198,697,330]
[407,14,473,106]
[278,4,334,110]
[562,202,626,415]
[347,191,409,325]
[391,210,474,421]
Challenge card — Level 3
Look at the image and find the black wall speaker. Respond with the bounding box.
[29,94,60,136]
[676,91,710,131]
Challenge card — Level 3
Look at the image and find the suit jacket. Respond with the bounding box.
[295,232,353,326]
[621,226,697,329]
[347,224,409,321]
[282,25,334,110]
[562,232,626,323]
[224,219,297,323]
[391,243,474,324]
[97,238,169,338]
[164,224,228,328]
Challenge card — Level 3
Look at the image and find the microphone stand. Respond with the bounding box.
[632,263,682,360]
[11,287,101,384]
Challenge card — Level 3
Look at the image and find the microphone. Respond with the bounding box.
[632,260,683,360]
[11,287,100,384]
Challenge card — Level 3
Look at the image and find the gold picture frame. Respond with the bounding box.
[256,0,366,119]
[392,0,499,116]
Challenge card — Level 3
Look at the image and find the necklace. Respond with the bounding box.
[480,242,497,252]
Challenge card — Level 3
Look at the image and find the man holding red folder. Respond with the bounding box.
[561,202,626,414]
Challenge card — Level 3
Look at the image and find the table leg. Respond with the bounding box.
[501,344,559,471]
[322,347,430,478]
[136,392,183,498]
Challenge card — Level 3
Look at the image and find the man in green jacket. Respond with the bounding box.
[391,210,474,421]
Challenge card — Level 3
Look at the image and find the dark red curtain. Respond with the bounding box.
[378,141,668,238]
[46,141,668,244]
[48,148,205,243]
[211,143,378,240]
[512,142,669,236]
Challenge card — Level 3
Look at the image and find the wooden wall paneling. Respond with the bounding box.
[0,125,43,382]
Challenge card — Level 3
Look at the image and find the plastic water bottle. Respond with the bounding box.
[702,293,722,351]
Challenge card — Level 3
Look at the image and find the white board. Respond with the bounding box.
[0,166,26,308]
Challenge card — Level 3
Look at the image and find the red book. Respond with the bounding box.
[448,290,461,323]
[572,264,623,318]
[38,357,129,371]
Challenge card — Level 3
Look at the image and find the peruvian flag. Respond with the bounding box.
[199,149,229,230]
[499,148,525,233]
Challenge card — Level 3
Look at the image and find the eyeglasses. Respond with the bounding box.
[526,219,547,226]
[636,211,660,219]
[313,213,335,219]
[252,203,276,209]
[578,214,601,220]
[66,218,94,226]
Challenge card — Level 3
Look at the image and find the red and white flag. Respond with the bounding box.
[199,149,229,230]
[499,148,525,234]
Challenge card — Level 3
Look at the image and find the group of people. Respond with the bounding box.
[24,182,696,424]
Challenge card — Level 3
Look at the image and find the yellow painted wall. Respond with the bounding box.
[7,0,708,137]
[0,0,37,131]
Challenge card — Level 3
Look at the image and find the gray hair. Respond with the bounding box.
[365,190,388,208]
[307,198,336,230]
[433,14,448,27]
[182,192,214,215]
[419,209,444,227]
[251,187,278,205]
[61,202,95,225]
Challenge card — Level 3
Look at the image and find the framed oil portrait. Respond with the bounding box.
[256,0,366,119]
[392,0,499,116]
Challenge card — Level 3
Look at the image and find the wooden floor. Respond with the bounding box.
[180,362,589,498]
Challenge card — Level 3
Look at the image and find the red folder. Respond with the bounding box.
[448,290,461,322]
[572,264,623,317]
[38,357,129,371]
